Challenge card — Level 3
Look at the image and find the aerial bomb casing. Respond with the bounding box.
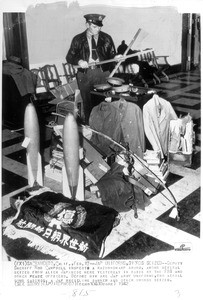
[63,113,80,199]
[24,103,42,186]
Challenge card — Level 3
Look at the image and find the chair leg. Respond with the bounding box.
[161,71,169,81]
[142,80,149,88]
[138,74,148,88]
[153,78,157,85]
[153,73,161,84]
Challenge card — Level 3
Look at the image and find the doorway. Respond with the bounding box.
[3,12,29,69]
[181,13,201,71]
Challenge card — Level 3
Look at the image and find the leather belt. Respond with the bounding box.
[78,68,87,74]
[78,65,101,73]
[89,65,101,70]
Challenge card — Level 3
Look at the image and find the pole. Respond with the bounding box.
[109,28,142,77]
[73,47,151,69]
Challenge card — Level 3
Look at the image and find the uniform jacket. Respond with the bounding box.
[66,30,116,72]
[89,99,145,158]
[111,99,145,158]
[89,101,124,156]
[143,94,178,157]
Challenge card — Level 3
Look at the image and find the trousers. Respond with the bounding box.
[77,68,110,124]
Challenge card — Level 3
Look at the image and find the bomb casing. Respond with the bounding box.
[23,103,43,187]
[63,113,80,199]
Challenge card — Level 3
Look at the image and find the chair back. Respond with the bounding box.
[30,68,48,93]
[62,63,77,83]
[39,64,62,91]
[137,48,158,68]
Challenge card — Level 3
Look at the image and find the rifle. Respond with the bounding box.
[73,49,151,69]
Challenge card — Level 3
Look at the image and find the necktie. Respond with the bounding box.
[91,36,98,61]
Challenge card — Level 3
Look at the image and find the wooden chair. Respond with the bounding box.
[30,67,56,115]
[39,64,62,91]
[30,68,48,93]
[137,48,170,83]
[59,63,83,119]
[116,48,170,87]
[54,89,83,125]
[62,62,77,83]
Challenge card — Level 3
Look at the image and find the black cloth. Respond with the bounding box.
[2,73,31,128]
[66,30,116,123]
[136,61,158,80]
[116,48,158,81]
[3,61,37,96]
[96,162,136,212]
[117,40,128,55]
[3,191,119,260]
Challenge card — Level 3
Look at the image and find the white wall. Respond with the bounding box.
[25,2,183,74]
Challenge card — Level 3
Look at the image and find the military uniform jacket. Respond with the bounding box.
[89,100,145,158]
[66,30,116,72]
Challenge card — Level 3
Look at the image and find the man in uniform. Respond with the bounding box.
[66,13,120,124]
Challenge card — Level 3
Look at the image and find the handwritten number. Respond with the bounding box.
[72,289,94,297]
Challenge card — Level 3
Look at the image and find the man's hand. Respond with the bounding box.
[78,60,89,68]
[89,58,99,64]
[114,54,125,62]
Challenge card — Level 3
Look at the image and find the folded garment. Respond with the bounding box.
[96,162,137,212]
[3,61,37,96]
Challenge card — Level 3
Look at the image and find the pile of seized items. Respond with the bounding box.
[2,80,195,260]
[45,80,195,219]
